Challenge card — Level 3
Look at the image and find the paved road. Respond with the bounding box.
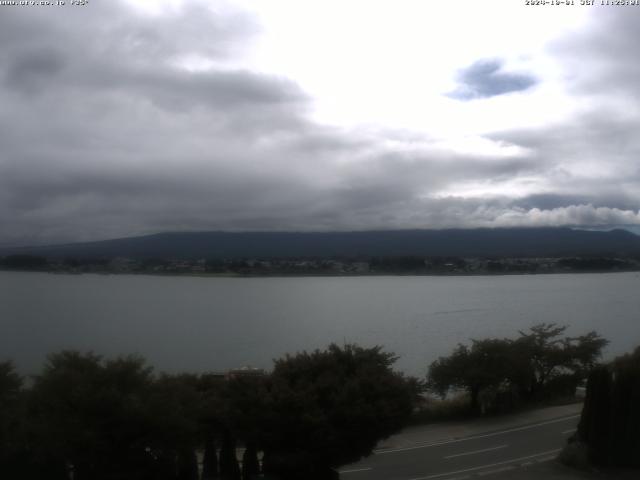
[339,411,580,480]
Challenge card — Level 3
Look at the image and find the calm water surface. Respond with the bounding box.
[1,271,639,376]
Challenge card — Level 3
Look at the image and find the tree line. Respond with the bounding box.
[0,345,419,480]
[0,325,611,479]
[427,323,608,413]
[572,346,640,467]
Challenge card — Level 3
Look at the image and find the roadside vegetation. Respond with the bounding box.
[0,344,419,480]
[424,324,607,417]
[561,346,640,470]
[0,325,613,479]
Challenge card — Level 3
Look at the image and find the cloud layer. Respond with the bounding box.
[1,1,639,246]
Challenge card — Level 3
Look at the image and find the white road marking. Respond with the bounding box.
[477,465,515,476]
[561,428,576,435]
[444,444,508,459]
[339,467,372,474]
[375,414,579,455]
[407,448,561,480]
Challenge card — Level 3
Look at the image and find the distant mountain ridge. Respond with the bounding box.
[2,228,640,259]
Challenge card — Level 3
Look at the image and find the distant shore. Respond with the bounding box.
[3,266,640,278]
[3,252,640,278]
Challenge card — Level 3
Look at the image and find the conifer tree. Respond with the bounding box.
[201,438,219,479]
[241,443,260,480]
[176,448,199,480]
[219,431,241,480]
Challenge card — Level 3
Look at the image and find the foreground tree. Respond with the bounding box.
[257,344,420,479]
[218,375,268,479]
[218,430,241,480]
[241,443,260,480]
[201,437,219,480]
[514,324,608,401]
[428,324,608,412]
[28,351,162,480]
[428,339,517,412]
[574,346,640,467]
[5,344,418,480]
[0,361,26,477]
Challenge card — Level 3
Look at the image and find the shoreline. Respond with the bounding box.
[2,268,640,279]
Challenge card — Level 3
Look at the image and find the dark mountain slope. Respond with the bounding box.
[2,228,640,259]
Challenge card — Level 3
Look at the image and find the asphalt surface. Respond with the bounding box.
[339,408,581,480]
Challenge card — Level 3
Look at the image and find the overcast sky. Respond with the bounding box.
[1,0,639,246]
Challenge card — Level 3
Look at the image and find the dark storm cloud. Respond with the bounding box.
[448,59,537,100]
[3,48,66,94]
[98,68,308,115]
[491,105,640,208]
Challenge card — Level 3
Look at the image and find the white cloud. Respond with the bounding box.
[477,205,640,228]
[237,0,591,134]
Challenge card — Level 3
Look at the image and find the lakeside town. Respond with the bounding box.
[2,254,640,276]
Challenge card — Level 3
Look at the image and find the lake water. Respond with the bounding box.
[1,271,639,377]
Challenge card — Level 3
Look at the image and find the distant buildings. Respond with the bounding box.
[2,253,640,276]
[225,366,266,380]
